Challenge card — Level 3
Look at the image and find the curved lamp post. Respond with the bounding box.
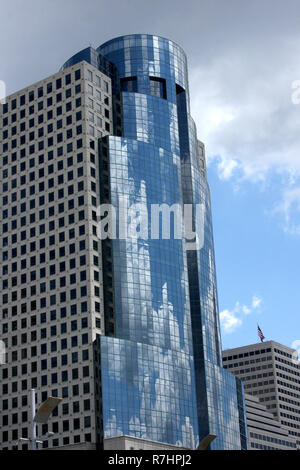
[18,389,62,450]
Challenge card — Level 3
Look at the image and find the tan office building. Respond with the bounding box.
[1,61,113,449]
[223,341,300,449]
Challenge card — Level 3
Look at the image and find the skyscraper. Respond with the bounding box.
[0,34,247,450]
[223,340,300,448]
[245,393,297,450]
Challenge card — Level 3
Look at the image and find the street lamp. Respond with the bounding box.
[17,389,62,450]
[197,433,217,450]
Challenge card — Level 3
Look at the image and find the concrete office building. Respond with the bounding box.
[1,60,114,450]
[223,341,300,449]
[1,34,247,450]
[48,437,180,451]
[245,393,296,450]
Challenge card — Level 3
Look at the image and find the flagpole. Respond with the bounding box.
[257,324,265,343]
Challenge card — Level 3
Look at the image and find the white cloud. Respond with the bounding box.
[190,38,300,183]
[242,305,251,315]
[220,295,262,334]
[220,308,242,334]
[189,38,300,236]
[273,187,300,235]
[215,155,240,181]
[252,296,262,309]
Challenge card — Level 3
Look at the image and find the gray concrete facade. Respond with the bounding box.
[223,341,300,449]
[245,393,296,450]
[0,62,113,449]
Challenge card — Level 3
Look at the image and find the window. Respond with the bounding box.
[65,73,71,85]
[121,76,137,92]
[149,76,167,99]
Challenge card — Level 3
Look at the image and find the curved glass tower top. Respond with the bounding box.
[61,34,247,450]
[98,34,190,109]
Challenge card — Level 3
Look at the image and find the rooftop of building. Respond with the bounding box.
[223,340,296,356]
[98,33,187,56]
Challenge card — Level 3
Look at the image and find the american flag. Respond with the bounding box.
[257,324,265,342]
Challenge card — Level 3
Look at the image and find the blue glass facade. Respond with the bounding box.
[62,34,247,449]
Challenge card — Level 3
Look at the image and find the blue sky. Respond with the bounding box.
[1,0,300,352]
[209,163,300,350]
